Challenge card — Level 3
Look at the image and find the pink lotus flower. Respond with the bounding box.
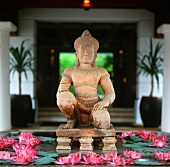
[123,149,142,159]
[125,158,134,165]
[18,132,34,140]
[157,134,169,142]
[55,152,81,165]
[108,156,134,166]
[117,131,136,139]
[18,132,41,147]
[101,151,118,161]
[149,139,168,148]
[137,130,168,143]
[68,152,82,165]
[81,152,105,165]
[154,151,170,161]
[0,136,15,150]
[54,156,72,165]
[117,131,136,143]
[11,143,38,164]
[72,137,80,141]
[137,130,157,141]
[137,130,152,141]
[0,151,11,160]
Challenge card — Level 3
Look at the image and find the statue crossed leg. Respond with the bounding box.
[57,91,111,129]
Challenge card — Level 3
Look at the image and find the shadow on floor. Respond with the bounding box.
[40,122,134,127]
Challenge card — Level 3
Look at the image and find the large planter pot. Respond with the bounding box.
[140,96,162,127]
[11,94,33,127]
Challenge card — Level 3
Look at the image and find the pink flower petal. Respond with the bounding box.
[0,151,11,160]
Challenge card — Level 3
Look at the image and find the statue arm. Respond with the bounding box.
[57,68,72,94]
[100,70,116,105]
[93,71,115,111]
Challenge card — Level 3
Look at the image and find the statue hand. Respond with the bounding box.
[93,100,109,110]
[57,91,77,108]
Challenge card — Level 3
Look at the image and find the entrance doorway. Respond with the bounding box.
[36,22,137,108]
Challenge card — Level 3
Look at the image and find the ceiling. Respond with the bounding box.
[0,0,168,49]
[37,22,137,52]
[0,0,170,33]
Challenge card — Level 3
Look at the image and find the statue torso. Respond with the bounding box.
[71,66,100,100]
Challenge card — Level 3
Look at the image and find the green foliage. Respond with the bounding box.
[59,52,75,77]
[9,39,34,95]
[59,52,114,97]
[0,160,12,165]
[123,142,151,148]
[123,136,145,144]
[36,136,56,143]
[31,156,55,165]
[133,147,170,153]
[123,138,170,153]
[137,38,163,96]
[37,151,58,157]
[96,53,114,74]
[129,136,144,142]
[135,159,164,165]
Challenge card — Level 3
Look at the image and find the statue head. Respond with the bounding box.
[74,30,99,67]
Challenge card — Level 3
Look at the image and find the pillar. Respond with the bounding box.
[157,24,170,133]
[135,20,154,125]
[0,22,16,131]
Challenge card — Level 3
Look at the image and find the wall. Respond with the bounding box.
[9,8,164,124]
[136,21,164,124]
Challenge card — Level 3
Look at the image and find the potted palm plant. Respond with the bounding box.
[10,39,35,127]
[137,38,163,127]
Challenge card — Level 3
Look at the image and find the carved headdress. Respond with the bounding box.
[74,30,99,52]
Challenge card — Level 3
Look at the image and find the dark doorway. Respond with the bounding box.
[36,22,137,108]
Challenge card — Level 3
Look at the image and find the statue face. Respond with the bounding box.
[77,43,95,64]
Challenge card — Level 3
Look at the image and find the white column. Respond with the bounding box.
[0,22,16,131]
[135,20,154,125]
[157,24,170,133]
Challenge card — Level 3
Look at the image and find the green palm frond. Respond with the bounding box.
[137,38,163,97]
[9,39,34,95]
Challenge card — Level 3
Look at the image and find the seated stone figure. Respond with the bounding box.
[56,30,116,129]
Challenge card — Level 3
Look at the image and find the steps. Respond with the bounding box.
[38,107,134,125]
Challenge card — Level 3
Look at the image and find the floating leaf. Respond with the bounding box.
[5,135,18,140]
[130,136,143,142]
[37,151,58,157]
[132,147,170,153]
[123,142,151,148]
[0,160,12,165]
[135,159,164,165]
[36,136,56,143]
[31,156,55,165]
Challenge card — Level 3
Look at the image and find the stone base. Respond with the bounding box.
[56,137,71,150]
[102,137,117,151]
[56,126,117,151]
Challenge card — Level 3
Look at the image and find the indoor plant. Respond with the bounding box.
[10,39,35,126]
[137,38,163,127]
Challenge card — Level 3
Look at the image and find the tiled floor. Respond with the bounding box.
[11,122,161,133]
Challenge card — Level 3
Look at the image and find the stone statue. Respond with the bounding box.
[56,30,116,129]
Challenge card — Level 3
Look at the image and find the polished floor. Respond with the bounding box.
[11,122,161,133]
[9,107,161,133]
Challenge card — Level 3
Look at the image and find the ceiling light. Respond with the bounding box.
[83,0,91,11]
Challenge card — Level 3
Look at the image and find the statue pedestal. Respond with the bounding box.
[56,126,117,151]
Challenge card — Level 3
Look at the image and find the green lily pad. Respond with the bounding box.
[37,151,58,157]
[123,142,151,148]
[132,147,170,153]
[135,159,164,165]
[31,156,55,165]
[36,136,56,143]
[130,136,143,142]
[0,160,12,165]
